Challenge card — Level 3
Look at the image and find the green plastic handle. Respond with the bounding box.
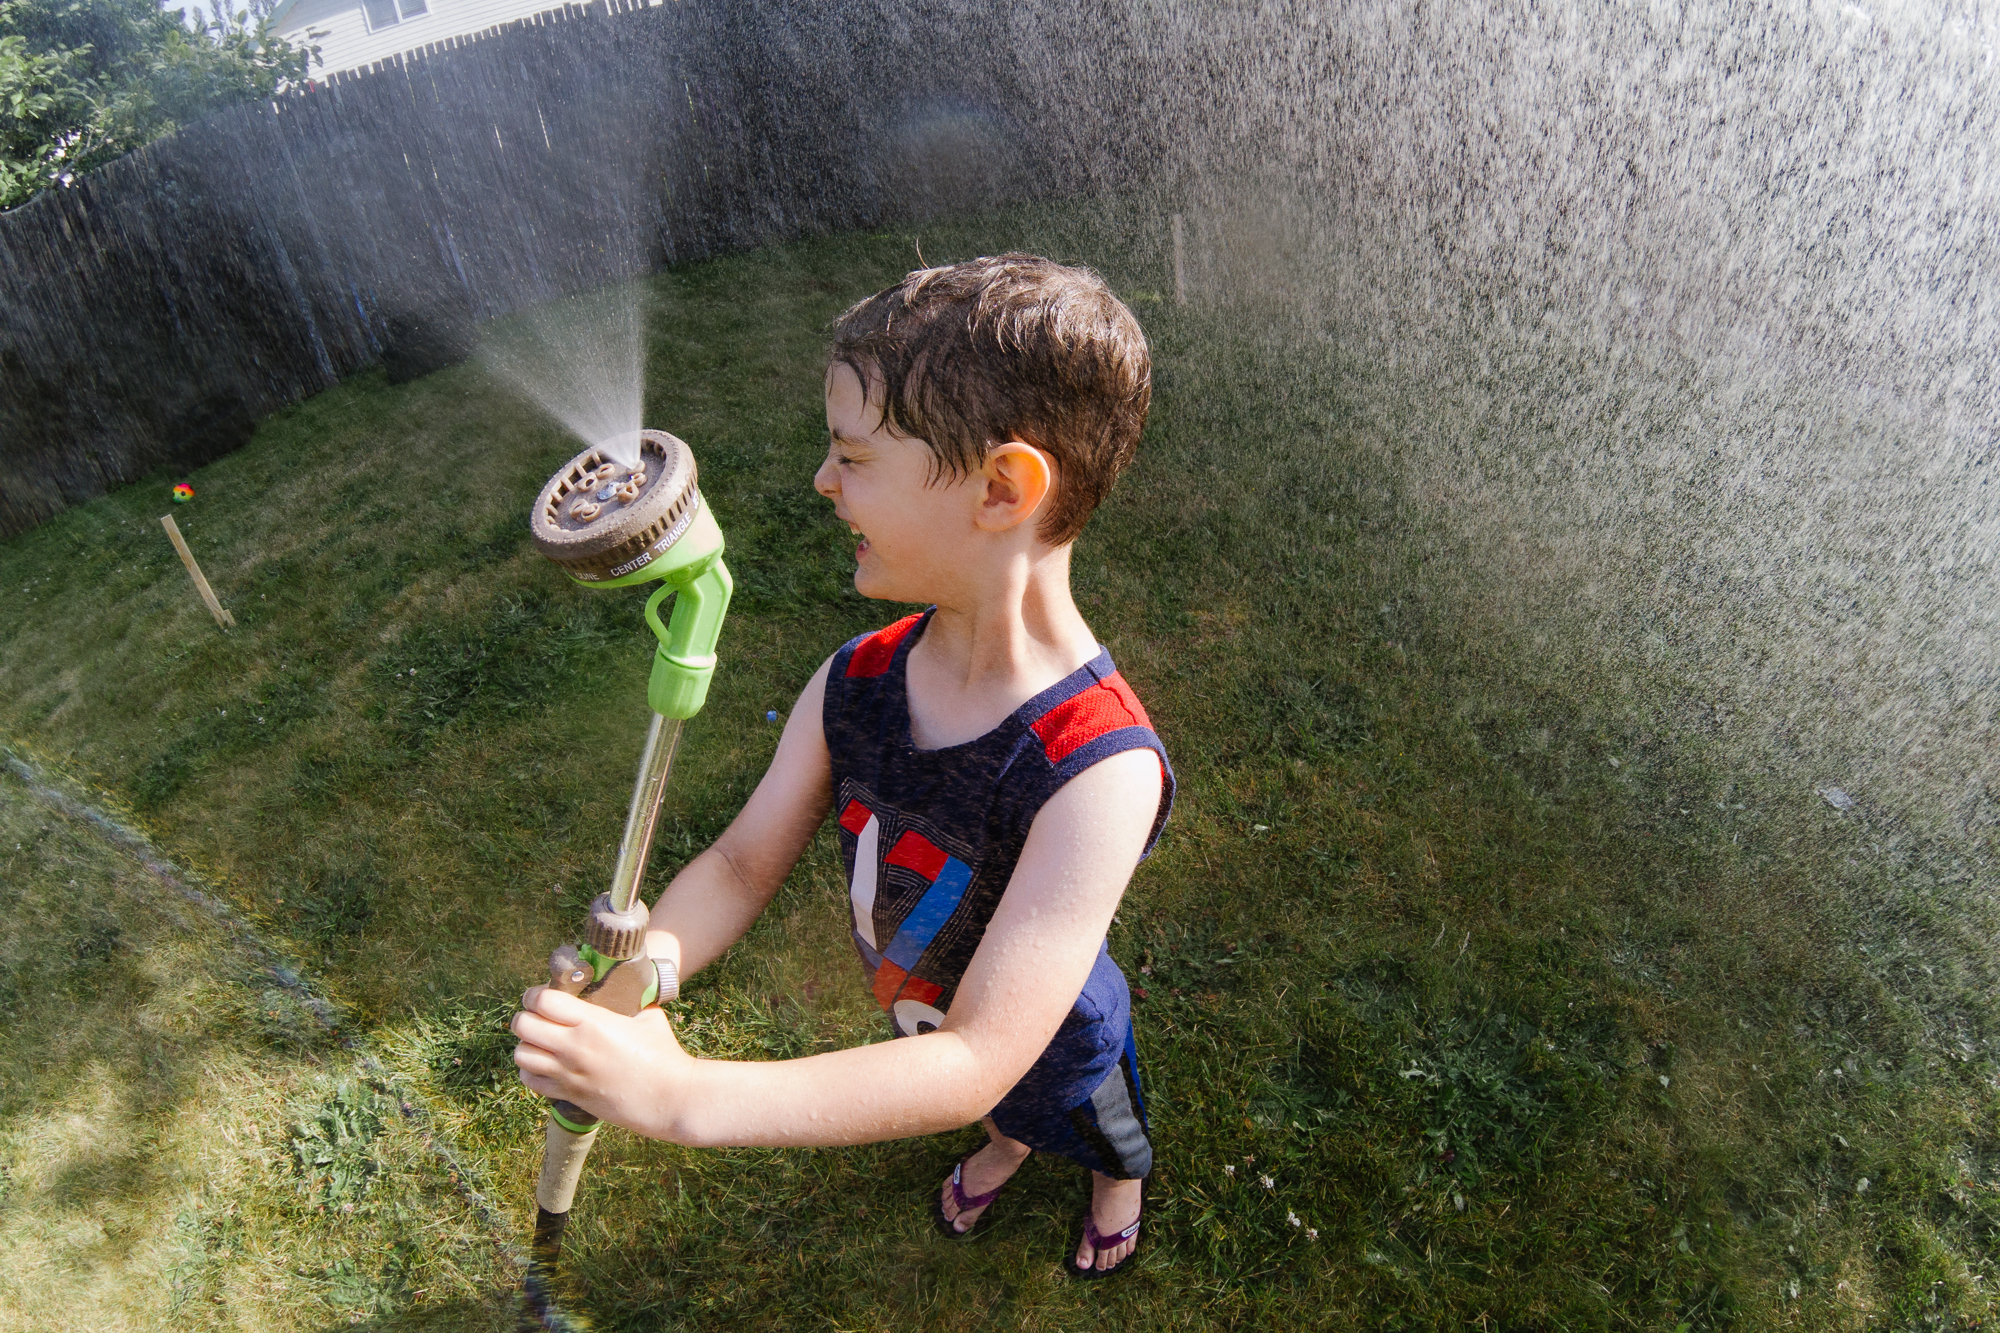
[644,558,734,719]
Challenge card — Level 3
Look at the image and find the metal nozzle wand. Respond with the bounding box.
[523,428,733,1282]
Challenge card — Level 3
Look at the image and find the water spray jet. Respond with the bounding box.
[523,426,733,1294]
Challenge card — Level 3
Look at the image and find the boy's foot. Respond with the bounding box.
[936,1138,1030,1237]
[1070,1173,1144,1277]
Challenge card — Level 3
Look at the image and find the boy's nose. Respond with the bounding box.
[812,457,840,499]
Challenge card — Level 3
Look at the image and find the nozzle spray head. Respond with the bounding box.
[530,429,733,719]
[531,430,709,585]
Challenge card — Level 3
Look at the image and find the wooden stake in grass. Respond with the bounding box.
[159,514,236,629]
[1172,212,1188,306]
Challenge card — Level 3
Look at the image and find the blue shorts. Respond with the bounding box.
[983,947,1153,1179]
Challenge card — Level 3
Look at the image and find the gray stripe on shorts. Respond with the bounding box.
[1088,1052,1153,1179]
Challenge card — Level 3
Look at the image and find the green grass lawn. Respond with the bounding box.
[1,210,1995,1331]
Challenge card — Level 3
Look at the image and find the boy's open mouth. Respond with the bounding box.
[848,523,868,557]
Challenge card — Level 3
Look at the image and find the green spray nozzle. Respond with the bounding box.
[529,431,735,720]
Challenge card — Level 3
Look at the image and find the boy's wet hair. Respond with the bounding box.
[829,253,1151,545]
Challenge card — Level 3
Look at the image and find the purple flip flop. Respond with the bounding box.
[1067,1187,1144,1280]
[932,1153,1012,1240]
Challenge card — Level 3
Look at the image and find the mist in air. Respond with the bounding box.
[3,0,1992,881]
[481,284,650,467]
[1131,1,1998,873]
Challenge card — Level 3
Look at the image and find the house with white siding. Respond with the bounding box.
[267,0,653,80]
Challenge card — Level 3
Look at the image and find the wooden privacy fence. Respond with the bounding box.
[0,0,1168,538]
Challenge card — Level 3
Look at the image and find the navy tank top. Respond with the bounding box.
[824,608,1175,1045]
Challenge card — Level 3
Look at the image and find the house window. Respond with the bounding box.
[363,0,426,29]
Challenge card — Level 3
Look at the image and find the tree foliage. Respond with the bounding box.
[0,0,318,209]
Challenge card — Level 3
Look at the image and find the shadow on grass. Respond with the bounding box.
[0,759,522,1331]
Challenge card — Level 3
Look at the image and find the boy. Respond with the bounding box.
[512,254,1174,1277]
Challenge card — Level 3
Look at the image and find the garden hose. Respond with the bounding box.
[524,429,733,1285]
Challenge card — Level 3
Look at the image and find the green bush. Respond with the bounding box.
[0,0,317,209]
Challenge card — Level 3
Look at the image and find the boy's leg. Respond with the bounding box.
[938,1117,1032,1234]
[1076,1172,1144,1272]
[984,1012,1153,1269]
[1072,1028,1149,1271]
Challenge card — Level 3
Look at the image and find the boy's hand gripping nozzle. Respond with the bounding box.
[524,429,733,1273]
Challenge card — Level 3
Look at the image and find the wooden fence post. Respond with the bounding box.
[159,515,236,629]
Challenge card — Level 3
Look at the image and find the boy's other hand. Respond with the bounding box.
[511,985,693,1139]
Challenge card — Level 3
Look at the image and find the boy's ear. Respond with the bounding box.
[975,442,1055,533]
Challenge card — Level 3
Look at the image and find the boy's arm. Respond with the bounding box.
[512,746,1162,1146]
[642,656,835,983]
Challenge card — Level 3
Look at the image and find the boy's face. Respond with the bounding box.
[816,362,980,603]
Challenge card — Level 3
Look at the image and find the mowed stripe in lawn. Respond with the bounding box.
[0,750,535,1331]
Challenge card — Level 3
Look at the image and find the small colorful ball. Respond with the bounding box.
[172,483,195,503]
